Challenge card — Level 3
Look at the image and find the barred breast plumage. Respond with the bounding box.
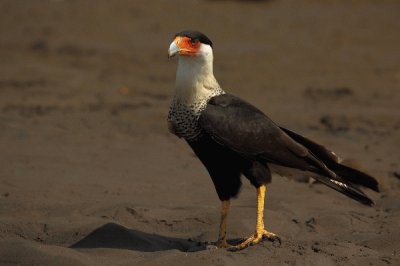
[168,87,225,140]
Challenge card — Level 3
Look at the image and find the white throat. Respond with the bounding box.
[168,43,225,140]
[174,44,222,105]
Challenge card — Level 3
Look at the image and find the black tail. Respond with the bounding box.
[311,173,375,206]
[326,162,379,192]
[280,127,379,205]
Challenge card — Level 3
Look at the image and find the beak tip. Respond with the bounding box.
[168,40,179,59]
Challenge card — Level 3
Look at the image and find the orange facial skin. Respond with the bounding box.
[175,36,201,56]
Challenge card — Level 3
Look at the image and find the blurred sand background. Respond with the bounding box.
[0,0,400,265]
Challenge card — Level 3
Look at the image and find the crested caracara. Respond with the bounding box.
[167,30,379,251]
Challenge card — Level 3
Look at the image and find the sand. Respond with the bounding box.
[1,0,400,265]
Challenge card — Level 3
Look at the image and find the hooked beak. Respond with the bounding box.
[168,36,200,59]
[168,39,179,58]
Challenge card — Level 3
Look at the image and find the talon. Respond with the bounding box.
[272,236,282,247]
[215,240,232,249]
[229,230,279,251]
[216,185,280,252]
[227,246,237,252]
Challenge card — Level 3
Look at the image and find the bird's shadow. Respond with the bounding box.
[70,222,207,252]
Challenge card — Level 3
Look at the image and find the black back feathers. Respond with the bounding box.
[175,30,213,47]
[200,94,378,206]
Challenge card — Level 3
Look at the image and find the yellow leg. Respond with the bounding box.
[215,200,231,248]
[229,185,280,251]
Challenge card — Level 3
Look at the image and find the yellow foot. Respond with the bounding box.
[228,230,280,252]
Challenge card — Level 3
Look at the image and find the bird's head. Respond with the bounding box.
[168,30,213,60]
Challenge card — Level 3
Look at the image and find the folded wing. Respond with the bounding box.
[199,94,377,205]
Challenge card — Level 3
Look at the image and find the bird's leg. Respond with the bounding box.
[229,185,280,251]
[215,200,232,248]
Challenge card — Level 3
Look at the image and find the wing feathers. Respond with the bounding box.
[312,174,374,206]
[200,94,378,205]
[280,126,379,192]
[280,127,340,163]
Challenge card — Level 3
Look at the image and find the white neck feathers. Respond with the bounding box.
[174,44,221,105]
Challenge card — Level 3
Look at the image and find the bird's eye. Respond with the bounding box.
[190,39,199,46]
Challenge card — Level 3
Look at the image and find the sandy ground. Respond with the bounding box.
[1,0,400,265]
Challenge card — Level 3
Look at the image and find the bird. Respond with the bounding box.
[167,30,379,251]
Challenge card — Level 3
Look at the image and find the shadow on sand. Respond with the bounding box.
[70,223,207,252]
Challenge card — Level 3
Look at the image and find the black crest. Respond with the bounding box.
[175,30,213,47]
